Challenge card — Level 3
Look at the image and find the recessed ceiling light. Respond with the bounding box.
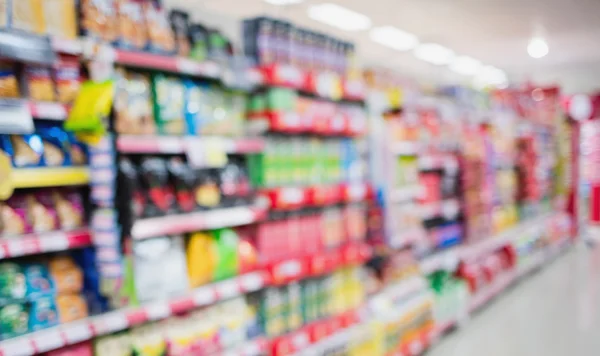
[528,37,549,58]
[449,55,482,76]
[264,0,303,5]
[307,3,371,31]
[414,43,454,65]
[370,26,418,51]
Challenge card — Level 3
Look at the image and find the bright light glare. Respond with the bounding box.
[264,0,303,4]
[473,65,508,88]
[308,3,371,31]
[528,37,549,58]
[449,56,482,76]
[370,26,419,51]
[414,43,454,65]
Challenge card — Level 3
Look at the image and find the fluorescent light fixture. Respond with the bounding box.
[414,43,454,65]
[264,0,303,5]
[449,55,482,76]
[473,65,508,87]
[370,26,418,51]
[528,37,549,58]
[308,3,371,31]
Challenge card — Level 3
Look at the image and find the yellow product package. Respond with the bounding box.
[186,232,217,288]
[10,0,45,33]
[43,0,77,39]
[64,80,114,144]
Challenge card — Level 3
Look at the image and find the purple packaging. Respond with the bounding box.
[1,194,31,237]
[28,192,59,233]
[53,189,84,230]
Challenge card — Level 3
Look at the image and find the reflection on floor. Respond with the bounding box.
[427,242,600,356]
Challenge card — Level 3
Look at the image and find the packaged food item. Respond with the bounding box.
[130,323,166,356]
[139,157,174,216]
[114,68,155,135]
[195,169,221,209]
[10,0,45,33]
[67,133,88,165]
[0,303,29,339]
[94,333,132,356]
[207,29,232,59]
[186,232,217,288]
[115,0,148,50]
[48,255,83,295]
[29,296,59,331]
[54,55,81,104]
[0,194,30,236]
[26,192,58,233]
[133,236,188,303]
[65,80,115,139]
[24,263,55,298]
[183,79,208,136]
[189,23,209,61]
[0,62,19,98]
[42,0,77,39]
[52,189,84,230]
[37,125,70,167]
[151,74,185,135]
[213,228,239,281]
[0,1,8,28]
[0,263,27,302]
[167,157,196,213]
[143,0,175,54]
[169,9,190,56]
[23,65,56,102]
[56,294,88,323]
[45,341,94,356]
[81,0,118,42]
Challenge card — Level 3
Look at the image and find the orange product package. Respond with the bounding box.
[115,0,148,50]
[143,0,175,54]
[81,0,118,42]
[54,55,81,104]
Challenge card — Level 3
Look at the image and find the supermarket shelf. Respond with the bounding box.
[130,205,268,240]
[29,101,69,120]
[419,213,559,274]
[223,337,271,356]
[116,135,265,154]
[248,111,367,137]
[0,229,92,260]
[262,182,372,210]
[113,48,220,79]
[420,198,461,220]
[12,167,90,189]
[390,141,421,156]
[389,227,426,250]
[418,154,458,171]
[389,185,423,203]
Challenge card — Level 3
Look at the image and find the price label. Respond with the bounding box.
[193,287,216,306]
[33,102,67,119]
[39,231,69,252]
[281,187,303,204]
[146,302,170,321]
[62,322,93,344]
[176,58,201,75]
[278,65,303,85]
[240,272,264,292]
[33,329,64,353]
[1,337,35,356]
[217,280,239,299]
[186,137,228,168]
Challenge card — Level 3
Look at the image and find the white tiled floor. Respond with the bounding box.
[428,242,600,356]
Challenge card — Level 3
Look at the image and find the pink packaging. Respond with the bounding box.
[30,191,59,233]
[1,194,32,237]
[53,189,84,230]
[44,341,93,356]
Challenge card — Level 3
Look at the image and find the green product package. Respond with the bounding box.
[151,74,186,135]
[213,228,239,281]
[0,263,26,303]
[0,304,29,339]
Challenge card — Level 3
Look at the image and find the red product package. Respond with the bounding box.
[167,157,197,213]
[139,157,175,216]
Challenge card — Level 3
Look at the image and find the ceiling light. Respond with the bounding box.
[370,26,418,51]
[307,3,371,31]
[473,65,508,87]
[528,37,549,58]
[264,0,303,5]
[449,55,482,76]
[414,43,454,65]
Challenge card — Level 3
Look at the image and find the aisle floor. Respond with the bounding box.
[427,243,600,356]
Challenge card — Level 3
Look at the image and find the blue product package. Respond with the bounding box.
[4,134,44,168]
[183,80,209,135]
[37,124,72,167]
[28,296,59,332]
[23,264,55,300]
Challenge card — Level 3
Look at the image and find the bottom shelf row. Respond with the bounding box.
[9,237,569,356]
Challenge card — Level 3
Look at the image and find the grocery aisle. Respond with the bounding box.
[428,243,600,356]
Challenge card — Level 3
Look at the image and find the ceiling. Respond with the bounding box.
[164,0,600,94]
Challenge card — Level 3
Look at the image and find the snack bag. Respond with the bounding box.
[26,192,58,233]
[167,157,197,213]
[42,0,77,39]
[115,0,148,50]
[54,55,81,104]
[7,134,44,167]
[81,0,118,42]
[1,194,30,236]
[65,80,114,141]
[53,189,84,230]
[0,62,20,98]
[10,0,45,34]
[169,10,190,56]
[67,133,88,165]
[186,232,217,288]
[95,334,132,356]
[151,74,185,135]
[29,296,59,331]
[139,157,174,216]
[23,65,55,102]
[56,294,88,323]
[130,323,166,356]
[143,0,175,54]
[23,263,55,299]
[0,1,8,28]
[183,80,210,136]
[0,263,27,302]
[213,228,239,281]
[189,23,209,61]
[195,169,221,209]
[114,68,156,135]
[0,304,29,339]
[48,255,83,295]
[37,125,70,167]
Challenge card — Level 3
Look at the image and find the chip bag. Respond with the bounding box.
[64,80,114,144]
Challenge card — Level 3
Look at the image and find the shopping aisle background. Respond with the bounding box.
[428,243,600,356]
